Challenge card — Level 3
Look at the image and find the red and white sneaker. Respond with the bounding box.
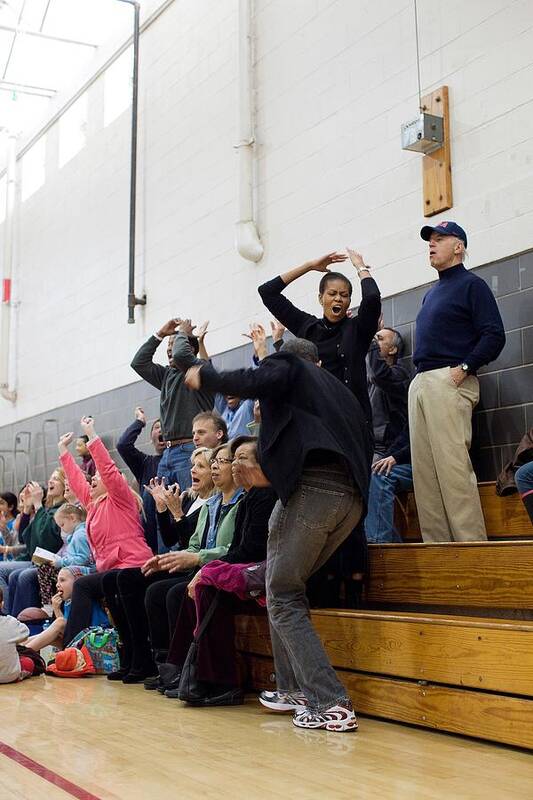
[292,700,358,732]
[259,690,308,712]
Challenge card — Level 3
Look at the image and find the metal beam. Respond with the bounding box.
[0,24,98,48]
[0,79,56,97]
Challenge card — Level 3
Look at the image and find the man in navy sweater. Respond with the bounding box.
[409,222,505,542]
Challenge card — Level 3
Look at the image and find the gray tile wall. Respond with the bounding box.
[0,251,532,490]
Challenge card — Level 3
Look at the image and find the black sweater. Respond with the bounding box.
[222,487,277,564]
[258,275,381,424]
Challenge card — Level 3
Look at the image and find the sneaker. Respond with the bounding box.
[292,700,358,732]
[259,690,308,712]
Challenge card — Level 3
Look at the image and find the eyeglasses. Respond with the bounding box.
[210,457,234,466]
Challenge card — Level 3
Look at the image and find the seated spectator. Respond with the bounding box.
[58,416,153,645]
[20,503,94,621]
[25,567,109,652]
[76,435,96,479]
[216,395,255,439]
[0,492,18,561]
[0,587,39,683]
[131,318,215,491]
[364,323,413,543]
[3,472,66,617]
[364,427,413,543]
[516,462,533,525]
[192,411,228,449]
[158,436,276,703]
[117,407,165,554]
[106,443,242,684]
[367,324,410,459]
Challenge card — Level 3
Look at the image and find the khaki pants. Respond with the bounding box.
[408,366,487,542]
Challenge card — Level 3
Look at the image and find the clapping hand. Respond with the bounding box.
[307,252,348,272]
[135,407,147,425]
[243,323,268,360]
[80,416,96,438]
[58,432,74,454]
[144,477,169,513]
[27,481,44,508]
[157,319,182,338]
[270,320,286,343]
[194,321,209,343]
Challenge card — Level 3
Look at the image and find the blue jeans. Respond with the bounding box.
[9,566,40,617]
[364,464,414,543]
[0,561,32,612]
[515,462,533,494]
[157,442,195,490]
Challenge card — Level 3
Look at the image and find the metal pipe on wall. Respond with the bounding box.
[0,132,18,404]
[235,0,263,263]
[116,0,146,323]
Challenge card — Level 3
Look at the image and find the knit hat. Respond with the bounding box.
[46,645,96,678]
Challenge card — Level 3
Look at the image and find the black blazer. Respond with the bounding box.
[200,353,373,506]
[223,487,277,565]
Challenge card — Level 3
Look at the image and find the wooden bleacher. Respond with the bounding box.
[237,483,533,749]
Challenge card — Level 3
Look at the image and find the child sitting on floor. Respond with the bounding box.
[25,566,110,653]
[0,587,38,683]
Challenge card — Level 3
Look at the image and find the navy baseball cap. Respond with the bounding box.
[420,221,467,248]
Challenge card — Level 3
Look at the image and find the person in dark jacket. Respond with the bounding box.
[409,222,505,542]
[185,338,373,733]
[149,436,277,701]
[367,326,410,458]
[130,318,215,490]
[257,248,381,425]
[117,407,165,553]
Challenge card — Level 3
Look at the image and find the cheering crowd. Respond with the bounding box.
[2,220,531,733]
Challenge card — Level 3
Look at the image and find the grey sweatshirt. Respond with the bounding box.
[0,615,29,684]
[130,332,216,440]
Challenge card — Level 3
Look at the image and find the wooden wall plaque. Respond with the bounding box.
[422,85,452,217]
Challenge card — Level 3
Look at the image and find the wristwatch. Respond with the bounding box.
[356,264,371,275]
[460,363,470,374]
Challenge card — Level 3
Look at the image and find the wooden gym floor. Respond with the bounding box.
[1,677,532,799]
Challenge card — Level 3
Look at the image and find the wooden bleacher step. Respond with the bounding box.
[236,609,533,749]
[365,540,533,611]
[395,482,532,542]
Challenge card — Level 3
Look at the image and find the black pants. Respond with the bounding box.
[114,568,192,670]
[168,585,262,688]
[63,570,120,645]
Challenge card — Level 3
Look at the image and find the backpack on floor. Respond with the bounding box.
[16,645,46,676]
[65,626,120,675]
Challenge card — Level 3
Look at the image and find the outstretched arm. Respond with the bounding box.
[80,417,131,505]
[258,252,347,335]
[58,433,91,508]
[186,357,290,401]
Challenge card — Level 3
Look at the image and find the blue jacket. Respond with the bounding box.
[56,522,95,573]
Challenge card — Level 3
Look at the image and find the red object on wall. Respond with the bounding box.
[2,278,11,303]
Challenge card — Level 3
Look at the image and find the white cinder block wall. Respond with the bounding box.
[1,0,533,425]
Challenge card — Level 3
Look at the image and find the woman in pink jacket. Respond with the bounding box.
[59,416,153,645]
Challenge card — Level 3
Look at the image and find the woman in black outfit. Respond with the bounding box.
[105,446,215,682]
[258,248,381,423]
[258,248,382,602]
